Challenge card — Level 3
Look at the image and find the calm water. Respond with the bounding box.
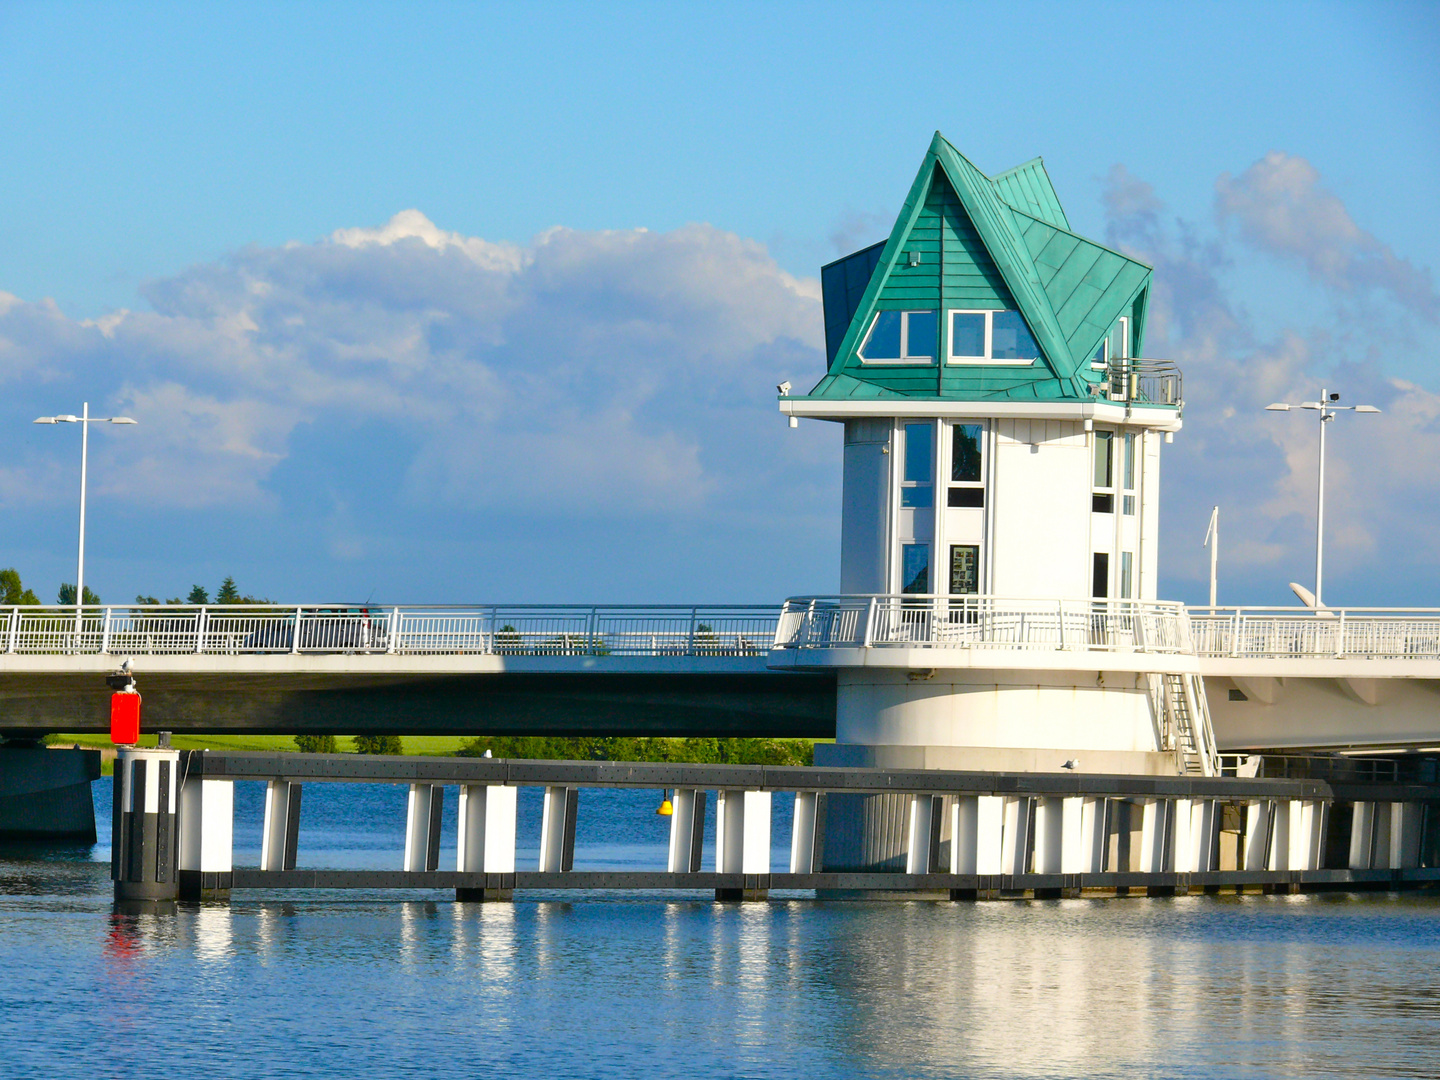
[2,780,1439,1078]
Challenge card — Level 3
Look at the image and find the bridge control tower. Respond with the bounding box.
[775,133,1208,787]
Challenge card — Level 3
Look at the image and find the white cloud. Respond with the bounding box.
[0,213,825,527]
[1106,156,1440,601]
[1216,152,1438,320]
[331,209,527,274]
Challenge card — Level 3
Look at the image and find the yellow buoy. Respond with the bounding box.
[656,790,674,816]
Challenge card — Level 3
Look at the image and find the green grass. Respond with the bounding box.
[52,732,479,775]
[51,733,474,755]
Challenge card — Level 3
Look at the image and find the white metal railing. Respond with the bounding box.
[1101,356,1183,408]
[773,595,1193,654]
[0,605,779,658]
[1188,607,1440,661]
[5,601,1436,662]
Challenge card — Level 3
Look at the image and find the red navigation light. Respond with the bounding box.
[110,692,141,745]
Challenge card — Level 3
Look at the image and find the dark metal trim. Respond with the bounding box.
[426,784,443,872]
[283,782,302,872]
[218,866,1440,893]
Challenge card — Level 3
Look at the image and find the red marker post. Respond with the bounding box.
[110,689,141,745]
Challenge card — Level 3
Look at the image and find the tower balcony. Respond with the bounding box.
[1099,357,1183,411]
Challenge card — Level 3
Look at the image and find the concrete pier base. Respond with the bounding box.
[0,746,101,842]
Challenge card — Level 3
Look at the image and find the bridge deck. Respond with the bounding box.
[3,602,1437,744]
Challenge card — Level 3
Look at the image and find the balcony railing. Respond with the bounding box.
[1101,357,1182,409]
[774,596,1193,654]
[1189,607,1440,660]
[0,605,780,658]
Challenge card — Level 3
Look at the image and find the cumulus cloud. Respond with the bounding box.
[0,212,824,524]
[1106,157,1440,602]
[1216,152,1438,320]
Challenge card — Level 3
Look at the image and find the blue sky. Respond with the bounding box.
[1,1,1437,607]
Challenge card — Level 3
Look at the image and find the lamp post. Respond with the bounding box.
[34,403,137,633]
[1265,388,1379,607]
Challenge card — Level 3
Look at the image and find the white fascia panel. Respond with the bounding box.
[781,398,1183,431]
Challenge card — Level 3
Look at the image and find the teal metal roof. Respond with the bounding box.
[802,133,1155,405]
[992,158,1070,231]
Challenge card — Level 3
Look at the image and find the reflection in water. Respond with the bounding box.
[732,903,774,1062]
[8,786,1440,1078]
[192,904,234,965]
[398,899,440,968]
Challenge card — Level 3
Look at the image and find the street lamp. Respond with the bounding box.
[33,403,137,631]
[1265,387,1380,607]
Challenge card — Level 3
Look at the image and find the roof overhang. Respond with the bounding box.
[779,397,1183,431]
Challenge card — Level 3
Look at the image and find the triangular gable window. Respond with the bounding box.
[857,310,937,364]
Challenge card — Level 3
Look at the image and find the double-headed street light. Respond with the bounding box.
[1265,387,1380,607]
[33,403,137,631]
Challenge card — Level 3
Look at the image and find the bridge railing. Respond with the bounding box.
[0,605,781,658]
[1189,607,1440,660]
[773,595,1193,654]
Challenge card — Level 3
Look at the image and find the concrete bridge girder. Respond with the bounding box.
[1204,668,1440,752]
[0,656,837,739]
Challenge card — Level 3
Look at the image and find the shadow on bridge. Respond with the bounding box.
[0,668,837,740]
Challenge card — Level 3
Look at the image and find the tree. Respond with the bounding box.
[216,577,241,604]
[57,583,101,605]
[353,734,403,755]
[0,569,40,606]
[186,585,209,605]
[294,734,338,753]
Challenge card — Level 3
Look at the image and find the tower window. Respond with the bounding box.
[948,422,985,507]
[900,422,933,508]
[948,309,1040,364]
[1092,429,1115,513]
[950,545,979,595]
[859,310,936,363]
[1123,433,1137,515]
[1092,553,1110,599]
[902,544,930,594]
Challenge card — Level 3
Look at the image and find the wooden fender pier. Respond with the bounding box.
[112,750,1440,905]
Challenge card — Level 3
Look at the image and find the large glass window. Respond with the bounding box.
[948,310,1040,364]
[901,422,933,508]
[902,544,930,594]
[859,310,936,363]
[1120,551,1134,599]
[948,422,984,507]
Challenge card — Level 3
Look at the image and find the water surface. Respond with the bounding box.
[2,780,1437,1078]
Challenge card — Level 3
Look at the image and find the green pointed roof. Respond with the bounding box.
[992,157,1070,230]
[806,133,1154,404]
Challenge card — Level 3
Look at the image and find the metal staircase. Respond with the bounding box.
[1161,672,1219,776]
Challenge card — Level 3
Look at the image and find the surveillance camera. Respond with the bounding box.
[1329,392,1340,401]
[777,380,792,396]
